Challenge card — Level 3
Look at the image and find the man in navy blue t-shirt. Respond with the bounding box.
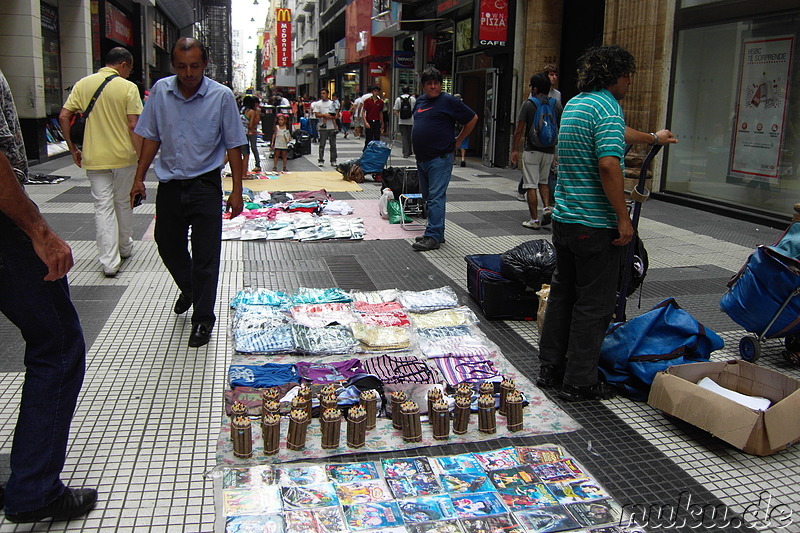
[410,67,477,251]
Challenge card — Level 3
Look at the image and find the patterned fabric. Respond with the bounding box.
[228,363,299,388]
[0,70,28,184]
[433,355,501,386]
[232,305,289,330]
[350,290,400,305]
[355,311,410,328]
[230,288,290,309]
[290,302,356,328]
[292,324,358,355]
[296,359,363,384]
[419,335,495,359]
[552,88,626,229]
[409,307,479,329]
[352,300,403,313]
[233,326,295,355]
[360,354,440,384]
[351,323,411,352]
[398,287,459,312]
[290,287,353,305]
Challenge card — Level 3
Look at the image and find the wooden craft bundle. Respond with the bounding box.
[230,377,526,455]
[346,405,367,448]
[399,401,422,443]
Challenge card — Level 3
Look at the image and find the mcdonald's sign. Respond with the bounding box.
[276,8,292,67]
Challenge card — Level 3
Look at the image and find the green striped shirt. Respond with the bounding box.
[552,89,625,229]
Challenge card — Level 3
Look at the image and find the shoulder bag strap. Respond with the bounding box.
[84,74,119,118]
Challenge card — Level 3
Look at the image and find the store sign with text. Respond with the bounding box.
[477,0,507,46]
[730,35,794,179]
[105,1,133,46]
[275,8,292,67]
[262,32,270,69]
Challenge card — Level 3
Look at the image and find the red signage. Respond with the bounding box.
[276,8,292,67]
[478,0,508,46]
[262,32,270,69]
[105,1,133,46]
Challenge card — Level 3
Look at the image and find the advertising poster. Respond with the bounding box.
[276,8,292,67]
[730,35,794,179]
[477,0,508,46]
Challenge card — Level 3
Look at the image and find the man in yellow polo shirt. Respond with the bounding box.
[59,47,143,277]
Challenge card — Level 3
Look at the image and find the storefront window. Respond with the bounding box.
[664,12,800,216]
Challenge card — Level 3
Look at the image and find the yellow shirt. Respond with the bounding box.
[64,66,143,170]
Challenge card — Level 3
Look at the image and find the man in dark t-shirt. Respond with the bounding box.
[410,67,477,251]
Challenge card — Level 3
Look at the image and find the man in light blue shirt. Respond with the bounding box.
[131,37,245,348]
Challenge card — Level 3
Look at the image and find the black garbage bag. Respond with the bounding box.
[500,240,556,289]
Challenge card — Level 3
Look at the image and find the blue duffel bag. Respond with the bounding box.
[360,141,391,173]
[598,298,724,401]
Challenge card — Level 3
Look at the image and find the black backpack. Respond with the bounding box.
[399,95,412,119]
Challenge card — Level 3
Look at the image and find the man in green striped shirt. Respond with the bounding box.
[537,45,676,402]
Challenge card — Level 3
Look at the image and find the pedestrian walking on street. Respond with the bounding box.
[0,68,98,524]
[393,86,415,158]
[130,37,246,348]
[410,67,477,252]
[312,88,339,166]
[510,73,562,230]
[361,85,385,151]
[536,45,676,402]
[58,47,143,278]
[243,95,262,172]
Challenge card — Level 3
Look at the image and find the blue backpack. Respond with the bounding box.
[527,96,558,148]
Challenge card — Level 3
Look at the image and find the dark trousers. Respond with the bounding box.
[364,120,381,151]
[399,124,413,158]
[155,170,223,326]
[538,220,622,387]
[318,129,337,163]
[0,214,85,513]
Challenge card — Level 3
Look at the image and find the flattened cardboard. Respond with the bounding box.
[648,360,800,456]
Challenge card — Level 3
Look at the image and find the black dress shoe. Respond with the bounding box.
[173,293,192,315]
[412,236,441,251]
[415,236,445,244]
[535,365,564,388]
[558,382,616,402]
[5,487,98,523]
[188,323,213,348]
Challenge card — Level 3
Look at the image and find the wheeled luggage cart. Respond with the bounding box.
[615,144,662,321]
[720,222,800,362]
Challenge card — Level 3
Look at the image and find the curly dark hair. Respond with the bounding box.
[576,45,636,92]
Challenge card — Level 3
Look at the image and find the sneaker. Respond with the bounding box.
[331,161,337,166]
[522,219,541,230]
[318,160,324,165]
[252,167,261,172]
[558,382,616,402]
[541,207,553,226]
[411,236,440,251]
[517,192,526,202]
[415,236,445,244]
[535,365,564,388]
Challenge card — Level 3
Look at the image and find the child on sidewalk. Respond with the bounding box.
[271,114,292,173]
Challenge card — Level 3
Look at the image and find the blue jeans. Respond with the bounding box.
[155,170,223,326]
[247,133,260,167]
[0,214,86,514]
[538,220,622,387]
[416,153,454,242]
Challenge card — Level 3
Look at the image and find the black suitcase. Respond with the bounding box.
[293,130,312,155]
[465,254,537,320]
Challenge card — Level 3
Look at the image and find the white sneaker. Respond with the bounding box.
[522,219,541,230]
[516,193,526,202]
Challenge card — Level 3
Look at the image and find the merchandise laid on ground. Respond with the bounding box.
[216,286,579,465]
[216,445,645,533]
[5,132,798,532]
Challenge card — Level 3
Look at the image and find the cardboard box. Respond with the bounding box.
[648,360,800,456]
